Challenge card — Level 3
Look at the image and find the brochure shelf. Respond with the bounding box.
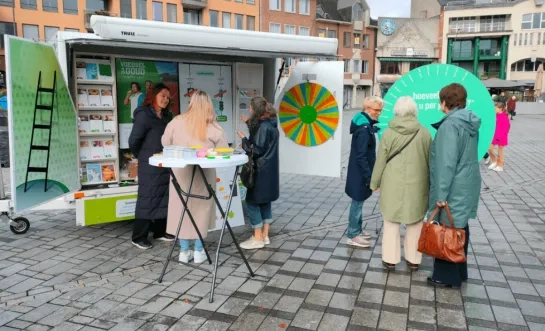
[74,53,120,188]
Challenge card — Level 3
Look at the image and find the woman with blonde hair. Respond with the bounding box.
[370,96,432,271]
[162,90,228,264]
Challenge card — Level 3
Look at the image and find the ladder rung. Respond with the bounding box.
[38,87,54,93]
[28,167,47,172]
[34,124,51,129]
[36,105,53,111]
[31,145,49,151]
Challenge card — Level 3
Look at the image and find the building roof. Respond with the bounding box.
[316,0,370,22]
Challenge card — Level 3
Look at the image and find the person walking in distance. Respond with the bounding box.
[507,96,516,120]
[345,96,384,248]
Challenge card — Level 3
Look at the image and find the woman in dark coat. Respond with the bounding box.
[129,83,175,249]
[236,97,279,250]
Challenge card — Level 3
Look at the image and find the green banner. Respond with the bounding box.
[6,37,79,213]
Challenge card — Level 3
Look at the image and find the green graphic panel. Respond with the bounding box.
[381,64,495,159]
[7,37,79,213]
[115,59,180,124]
[83,194,137,226]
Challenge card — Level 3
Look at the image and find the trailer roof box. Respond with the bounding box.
[89,16,338,59]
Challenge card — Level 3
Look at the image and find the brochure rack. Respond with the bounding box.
[74,54,120,187]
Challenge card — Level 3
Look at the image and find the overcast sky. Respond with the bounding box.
[367,0,411,19]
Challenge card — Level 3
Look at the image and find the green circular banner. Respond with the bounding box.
[380,64,495,159]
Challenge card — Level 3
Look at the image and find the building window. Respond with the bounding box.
[452,40,473,58]
[524,33,528,45]
[184,9,201,25]
[299,26,309,36]
[222,12,231,28]
[352,2,363,21]
[44,26,59,42]
[362,60,368,74]
[380,62,400,74]
[22,24,39,40]
[235,14,243,30]
[246,16,255,30]
[352,60,360,73]
[343,32,351,48]
[65,28,79,32]
[299,0,309,15]
[543,12,545,29]
[480,15,506,32]
[120,0,131,18]
[519,33,522,46]
[353,33,360,47]
[209,10,219,27]
[0,22,15,49]
[363,34,369,48]
[521,13,532,29]
[449,17,476,33]
[136,0,147,19]
[538,32,542,45]
[152,1,163,21]
[530,32,534,46]
[85,0,105,11]
[270,0,280,11]
[410,62,430,70]
[513,33,517,46]
[343,59,350,72]
[317,29,326,37]
[479,39,501,56]
[166,4,176,22]
[43,0,58,12]
[327,30,336,38]
[235,0,242,2]
[247,0,255,4]
[0,0,13,6]
[269,23,281,33]
[521,13,545,29]
[285,24,296,35]
[63,0,77,14]
[533,12,542,29]
[285,0,295,13]
[21,0,37,9]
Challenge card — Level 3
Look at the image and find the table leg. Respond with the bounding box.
[158,166,212,283]
[197,165,255,303]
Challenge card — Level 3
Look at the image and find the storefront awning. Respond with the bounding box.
[378,58,435,62]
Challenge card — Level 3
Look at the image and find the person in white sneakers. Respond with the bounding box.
[487,102,511,172]
[344,96,384,248]
[237,97,280,250]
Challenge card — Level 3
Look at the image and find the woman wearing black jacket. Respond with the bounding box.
[237,97,280,250]
[129,83,175,249]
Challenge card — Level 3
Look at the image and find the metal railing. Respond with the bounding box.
[445,0,523,10]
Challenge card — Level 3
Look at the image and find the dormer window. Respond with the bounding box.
[352,2,364,21]
[317,5,325,18]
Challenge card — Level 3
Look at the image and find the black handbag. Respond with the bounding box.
[240,147,256,189]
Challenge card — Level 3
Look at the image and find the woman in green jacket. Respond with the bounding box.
[427,83,481,289]
[370,96,432,271]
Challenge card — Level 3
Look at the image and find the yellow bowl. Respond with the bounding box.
[189,145,204,150]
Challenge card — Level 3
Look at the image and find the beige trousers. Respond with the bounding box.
[382,219,423,265]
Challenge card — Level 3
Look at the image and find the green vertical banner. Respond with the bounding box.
[115,59,179,149]
[6,36,80,213]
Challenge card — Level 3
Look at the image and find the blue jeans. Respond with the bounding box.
[179,239,204,252]
[246,201,272,229]
[347,199,364,239]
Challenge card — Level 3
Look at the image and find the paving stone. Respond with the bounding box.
[217,297,251,316]
[378,311,407,331]
[38,306,80,327]
[273,296,304,313]
[0,311,21,326]
[350,307,380,328]
[492,306,527,326]
[409,305,436,325]
[19,304,62,323]
[465,302,495,321]
[291,309,324,330]
[437,308,466,330]
[305,289,333,306]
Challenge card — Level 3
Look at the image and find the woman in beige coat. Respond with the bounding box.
[162,90,228,264]
[370,96,431,271]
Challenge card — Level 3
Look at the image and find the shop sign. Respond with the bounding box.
[391,49,428,57]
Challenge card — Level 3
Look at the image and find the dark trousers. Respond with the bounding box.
[432,225,470,288]
[132,218,167,241]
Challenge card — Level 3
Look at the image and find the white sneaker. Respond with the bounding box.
[179,250,193,264]
[359,232,372,240]
[484,157,490,165]
[347,236,371,248]
[488,163,497,170]
[240,236,265,250]
[264,237,270,245]
[493,166,504,172]
[193,250,207,264]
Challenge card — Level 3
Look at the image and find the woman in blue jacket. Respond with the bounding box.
[427,83,481,288]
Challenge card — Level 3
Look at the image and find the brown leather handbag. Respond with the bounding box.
[417,204,467,263]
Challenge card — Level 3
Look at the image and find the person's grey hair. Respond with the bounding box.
[363,96,384,109]
[393,96,418,117]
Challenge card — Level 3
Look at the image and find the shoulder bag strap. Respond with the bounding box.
[386,129,420,164]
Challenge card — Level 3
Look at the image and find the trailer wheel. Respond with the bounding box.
[10,217,30,234]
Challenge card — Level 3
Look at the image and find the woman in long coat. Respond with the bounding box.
[162,90,228,264]
[237,97,279,250]
[370,96,432,271]
[428,83,481,288]
[129,83,175,250]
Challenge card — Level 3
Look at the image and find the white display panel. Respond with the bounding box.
[234,63,264,149]
[179,63,234,144]
[274,61,344,178]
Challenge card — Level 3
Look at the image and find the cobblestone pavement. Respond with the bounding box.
[0,104,545,331]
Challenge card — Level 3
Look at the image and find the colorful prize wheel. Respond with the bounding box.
[279,82,340,147]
